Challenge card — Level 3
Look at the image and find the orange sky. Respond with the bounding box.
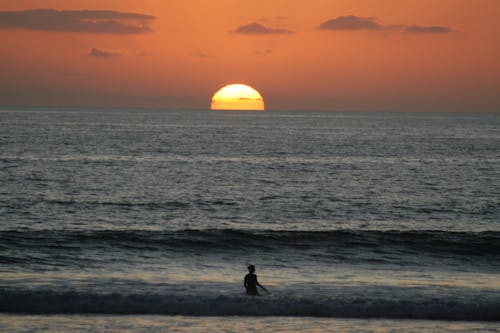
[0,0,499,111]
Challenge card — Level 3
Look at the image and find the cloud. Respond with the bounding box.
[89,48,119,58]
[404,25,453,34]
[319,15,383,31]
[255,49,272,56]
[192,52,215,59]
[319,15,454,35]
[136,51,153,57]
[0,9,155,34]
[233,22,294,35]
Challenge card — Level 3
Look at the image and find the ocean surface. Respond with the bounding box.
[1,108,499,332]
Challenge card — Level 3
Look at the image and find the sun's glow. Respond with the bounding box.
[211,84,264,111]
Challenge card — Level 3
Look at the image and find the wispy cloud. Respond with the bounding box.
[136,51,153,57]
[0,9,155,34]
[89,48,120,58]
[319,15,454,35]
[319,15,383,31]
[404,25,453,34]
[233,22,294,35]
[192,52,215,59]
[255,49,272,56]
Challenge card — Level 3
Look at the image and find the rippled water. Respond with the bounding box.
[0,108,499,325]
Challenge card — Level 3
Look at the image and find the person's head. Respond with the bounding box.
[247,265,255,273]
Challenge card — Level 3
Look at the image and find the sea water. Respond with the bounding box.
[0,108,499,332]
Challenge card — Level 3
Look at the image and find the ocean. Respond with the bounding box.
[0,108,499,332]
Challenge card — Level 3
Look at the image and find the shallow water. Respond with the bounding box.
[1,315,499,333]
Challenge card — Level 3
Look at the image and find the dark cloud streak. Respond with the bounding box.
[319,15,383,31]
[319,15,454,34]
[404,25,453,34]
[0,9,155,34]
[89,48,119,58]
[233,22,293,35]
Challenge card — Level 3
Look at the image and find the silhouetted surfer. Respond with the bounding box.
[244,265,268,295]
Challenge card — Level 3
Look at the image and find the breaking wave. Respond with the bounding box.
[2,229,499,257]
[0,289,498,321]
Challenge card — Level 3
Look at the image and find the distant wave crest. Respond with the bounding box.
[2,229,499,257]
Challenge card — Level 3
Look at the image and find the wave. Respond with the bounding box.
[0,289,498,321]
[2,229,499,257]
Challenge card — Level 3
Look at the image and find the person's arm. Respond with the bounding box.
[244,274,249,289]
[256,276,268,292]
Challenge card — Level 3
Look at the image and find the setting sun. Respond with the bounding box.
[211,84,264,111]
